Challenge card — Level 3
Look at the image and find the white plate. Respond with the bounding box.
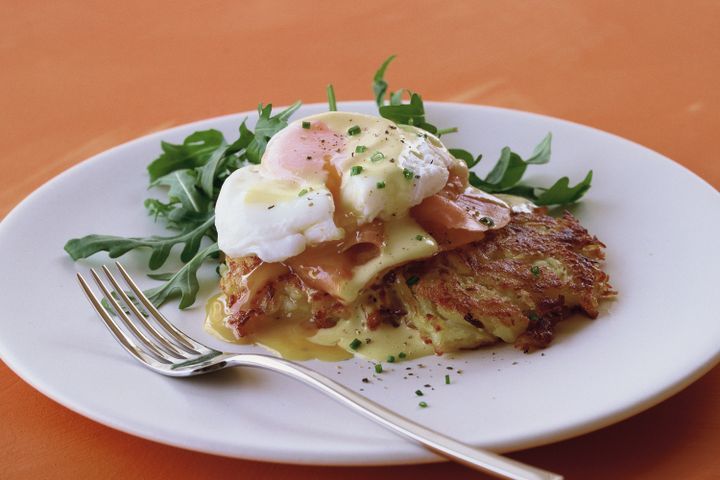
[1,102,718,465]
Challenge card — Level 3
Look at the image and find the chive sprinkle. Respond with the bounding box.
[530,265,541,276]
[374,364,383,374]
[370,151,385,162]
[376,181,386,189]
[387,355,395,363]
[528,311,540,322]
[398,352,407,359]
[479,216,495,227]
[355,145,367,153]
[326,84,337,111]
[403,168,414,180]
[415,234,424,241]
[302,121,311,129]
[406,275,420,287]
[415,389,424,396]
[419,401,428,408]
[298,188,308,197]
[347,125,361,136]
[350,165,363,176]
[349,338,362,350]
[436,127,459,136]
[445,374,451,385]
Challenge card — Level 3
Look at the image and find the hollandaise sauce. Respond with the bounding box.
[204,294,433,362]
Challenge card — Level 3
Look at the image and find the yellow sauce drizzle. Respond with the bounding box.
[204,294,351,361]
[204,294,433,362]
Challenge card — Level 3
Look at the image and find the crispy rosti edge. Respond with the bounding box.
[220,209,615,354]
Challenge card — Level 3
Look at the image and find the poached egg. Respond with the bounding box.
[215,111,457,263]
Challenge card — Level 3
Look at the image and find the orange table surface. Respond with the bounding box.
[1,1,718,479]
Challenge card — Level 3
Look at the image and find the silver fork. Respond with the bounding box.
[76,262,562,480]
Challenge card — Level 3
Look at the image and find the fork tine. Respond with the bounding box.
[77,273,168,366]
[100,265,190,358]
[114,262,204,351]
[89,269,176,363]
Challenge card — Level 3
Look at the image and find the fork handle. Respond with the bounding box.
[225,354,561,480]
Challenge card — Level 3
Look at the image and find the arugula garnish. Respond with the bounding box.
[451,133,592,205]
[147,130,226,183]
[144,243,220,309]
[65,214,215,270]
[501,171,594,206]
[64,103,300,309]
[246,101,301,164]
[373,55,396,107]
[371,56,591,206]
[379,93,438,134]
[372,55,444,135]
[65,56,595,311]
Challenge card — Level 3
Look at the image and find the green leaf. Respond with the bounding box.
[145,242,220,309]
[390,89,405,105]
[161,205,214,231]
[463,133,593,205]
[152,169,208,213]
[467,134,555,193]
[468,171,493,190]
[499,184,538,198]
[246,101,301,164]
[147,130,225,182]
[449,148,482,168]
[485,148,528,189]
[144,198,200,231]
[198,137,229,198]
[147,272,175,281]
[197,119,256,199]
[64,214,215,270]
[373,55,396,107]
[144,198,174,221]
[379,93,438,134]
[525,133,552,165]
[533,170,593,205]
[226,119,256,155]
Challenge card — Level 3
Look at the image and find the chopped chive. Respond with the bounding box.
[528,311,540,322]
[398,352,407,359]
[387,355,395,363]
[445,374,451,385]
[355,145,367,153]
[374,364,383,374]
[479,216,495,227]
[376,181,386,189]
[436,127,459,137]
[418,401,428,408]
[415,389,424,396]
[415,234,424,241]
[370,151,385,162]
[406,275,420,287]
[302,121,311,129]
[347,125,361,136]
[327,84,337,111]
[349,338,362,350]
[298,188,309,197]
[350,165,363,176]
[530,265,541,277]
[403,168,414,180]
